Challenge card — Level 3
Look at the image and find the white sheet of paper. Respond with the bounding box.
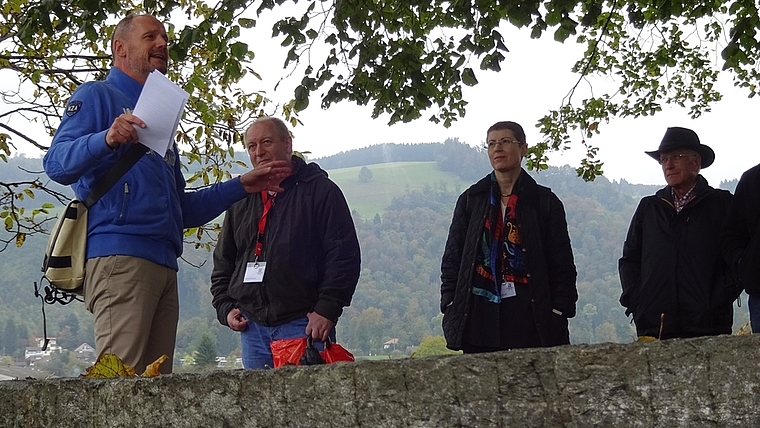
[131,70,189,157]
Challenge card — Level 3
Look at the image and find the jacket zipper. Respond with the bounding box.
[119,182,129,220]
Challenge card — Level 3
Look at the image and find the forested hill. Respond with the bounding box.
[0,142,747,375]
[312,138,491,183]
[313,141,445,169]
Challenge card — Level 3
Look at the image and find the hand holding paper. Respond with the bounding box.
[131,70,189,156]
[105,108,145,149]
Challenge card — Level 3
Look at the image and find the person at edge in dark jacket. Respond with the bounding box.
[722,163,760,332]
[440,121,578,352]
[43,14,290,374]
[210,116,361,369]
[619,127,738,340]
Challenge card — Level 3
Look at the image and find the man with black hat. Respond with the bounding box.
[619,126,737,339]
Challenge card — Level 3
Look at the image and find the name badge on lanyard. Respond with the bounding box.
[500,281,516,298]
[244,261,267,283]
[243,191,275,283]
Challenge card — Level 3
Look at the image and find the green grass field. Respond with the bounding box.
[326,162,464,219]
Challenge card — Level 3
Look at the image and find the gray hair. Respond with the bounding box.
[247,116,291,141]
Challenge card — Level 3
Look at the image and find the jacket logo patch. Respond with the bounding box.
[65,101,82,117]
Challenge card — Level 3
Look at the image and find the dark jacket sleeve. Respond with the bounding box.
[545,192,578,318]
[210,208,238,326]
[311,182,361,322]
[440,191,469,313]
[619,199,645,313]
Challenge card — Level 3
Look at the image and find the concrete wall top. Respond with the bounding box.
[2,334,759,427]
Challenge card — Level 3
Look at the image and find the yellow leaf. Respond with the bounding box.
[636,336,657,342]
[83,354,136,378]
[141,354,168,377]
[737,321,752,336]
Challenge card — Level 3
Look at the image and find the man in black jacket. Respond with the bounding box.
[619,127,736,339]
[210,117,361,369]
[722,163,760,332]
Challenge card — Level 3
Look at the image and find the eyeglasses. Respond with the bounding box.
[485,138,524,150]
[658,153,696,165]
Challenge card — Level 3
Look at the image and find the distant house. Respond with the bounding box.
[24,339,62,365]
[74,343,96,363]
[35,337,57,349]
[24,347,45,362]
[383,338,399,350]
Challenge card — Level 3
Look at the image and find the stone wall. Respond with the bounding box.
[2,334,760,427]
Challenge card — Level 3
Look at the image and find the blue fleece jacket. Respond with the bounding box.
[44,67,248,270]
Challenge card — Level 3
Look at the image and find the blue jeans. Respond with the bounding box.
[240,315,336,369]
[750,294,760,334]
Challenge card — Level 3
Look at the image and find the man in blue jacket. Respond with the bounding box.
[43,13,289,374]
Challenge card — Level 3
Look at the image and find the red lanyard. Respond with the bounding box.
[254,191,275,259]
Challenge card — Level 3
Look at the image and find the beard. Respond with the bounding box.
[126,49,168,76]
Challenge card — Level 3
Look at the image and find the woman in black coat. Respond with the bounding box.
[440,121,578,352]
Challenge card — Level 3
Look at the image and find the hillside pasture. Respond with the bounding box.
[325,161,464,219]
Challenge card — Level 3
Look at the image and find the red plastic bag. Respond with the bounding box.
[270,336,355,368]
[270,337,307,368]
[320,339,355,364]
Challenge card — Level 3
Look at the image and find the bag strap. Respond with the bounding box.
[83,143,149,208]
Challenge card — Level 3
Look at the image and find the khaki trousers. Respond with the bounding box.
[84,255,178,374]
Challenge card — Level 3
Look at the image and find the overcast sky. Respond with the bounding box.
[5,17,758,187]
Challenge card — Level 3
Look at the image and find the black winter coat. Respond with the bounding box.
[440,170,578,350]
[211,156,361,327]
[619,175,735,338]
[723,163,760,296]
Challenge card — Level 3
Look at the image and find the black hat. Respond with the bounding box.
[645,127,715,168]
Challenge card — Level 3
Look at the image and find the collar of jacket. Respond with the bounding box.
[656,174,712,205]
[106,66,145,106]
[278,155,328,189]
[472,169,542,208]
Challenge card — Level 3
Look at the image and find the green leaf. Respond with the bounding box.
[238,18,256,28]
[229,42,248,59]
[461,68,478,86]
[581,4,602,27]
[294,85,310,111]
[554,27,570,42]
[545,11,561,26]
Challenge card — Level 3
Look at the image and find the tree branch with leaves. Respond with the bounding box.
[0,0,293,250]
[2,0,758,251]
